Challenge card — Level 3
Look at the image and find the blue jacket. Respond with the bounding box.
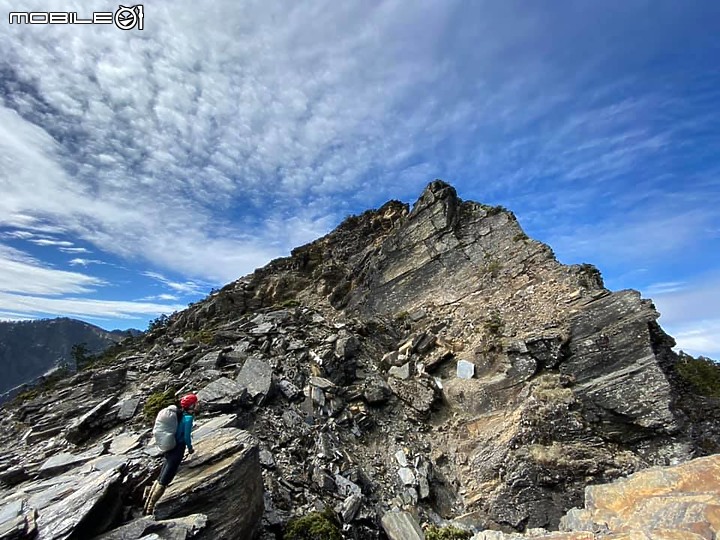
[175,412,194,452]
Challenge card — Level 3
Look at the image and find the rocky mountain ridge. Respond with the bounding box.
[0,180,718,539]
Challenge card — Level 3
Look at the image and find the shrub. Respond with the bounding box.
[281,299,301,308]
[484,311,504,336]
[185,329,214,345]
[485,259,502,277]
[284,508,342,540]
[676,354,720,398]
[143,388,177,423]
[425,525,472,540]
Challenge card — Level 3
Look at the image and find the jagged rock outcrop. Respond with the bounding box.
[465,453,720,539]
[1,181,719,539]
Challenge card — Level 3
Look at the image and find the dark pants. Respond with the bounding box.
[158,443,186,486]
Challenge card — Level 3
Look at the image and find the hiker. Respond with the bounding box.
[143,393,198,515]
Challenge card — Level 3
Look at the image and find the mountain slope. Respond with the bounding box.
[1,181,718,540]
[0,317,128,394]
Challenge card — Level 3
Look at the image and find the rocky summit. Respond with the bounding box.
[1,180,719,540]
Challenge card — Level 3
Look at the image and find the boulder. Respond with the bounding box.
[236,356,273,405]
[154,428,264,540]
[91,367,127,396]
[364,378,393,405]
[381,511,425,540]
[38,452,94,477]
[457,360,475,379]
[561,454,720,538]
[65,397,116,444]
[388,377,438,417]
[35,465,125,539]
[196,351,223,369]
[197,377,248,413]
[94,514,208,539]
[117,396,141,421]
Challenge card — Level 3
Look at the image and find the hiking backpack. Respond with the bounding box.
[153,405,181,452]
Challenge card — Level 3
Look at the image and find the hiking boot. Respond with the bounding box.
[143,481,166,515]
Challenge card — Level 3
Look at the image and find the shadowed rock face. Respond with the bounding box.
[1,181,719,539]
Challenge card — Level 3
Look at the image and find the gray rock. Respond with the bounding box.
[388,378,438,417]
[0,466,29,487]
[395,450,409,467]
[334,474,362,497]
[259,449,275,469]
[117,396,141,421]
[364,378,393,405]
[414,333,436,354]
[389,363,411,380]
[381,511,425,540]
[192,414,238,441]
[197,377,248,413]
[398,467,416,486]
[335,332,359,360]
[154,429,264,540]
[94,514,208,540]
[340,493,363,523]
[251,322,275,335]
[196,351,223,369]
[39,452,93,477]
[382,351,403,367]
[456,360,475,379]
[562,290,681,436]
[91,367,127,395]
[310,387,325,407]
[65,397,116,444]
[424,349,451,372]
[109,433,142,455]
[36,466,125,539]
[309,376,335,390]
[277,379,302,400]
[236,356,274,405]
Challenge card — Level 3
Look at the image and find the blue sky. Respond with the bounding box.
[0,1,718,357]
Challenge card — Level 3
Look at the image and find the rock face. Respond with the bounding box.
[468,453,720,539]
[154,429,264,540]
[0,181,719,539]
[563,454,720,539]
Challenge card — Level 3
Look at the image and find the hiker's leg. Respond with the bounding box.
[157,444,185,486]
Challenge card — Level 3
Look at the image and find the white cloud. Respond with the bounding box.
[140,293,180,302]
[68,258,106,267]
[0,291,185,320]
[670,322,720,359]
[28,238,74,247]
[0,0,716,345]
[647,274,720,359]
[142,272,209,295]
[0,243,104,295]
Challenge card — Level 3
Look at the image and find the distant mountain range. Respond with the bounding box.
[0,317,138,395]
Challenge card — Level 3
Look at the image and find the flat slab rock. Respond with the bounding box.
[37,466,124,539]
[196,377,248,412]
[563,453,720,539]
[154,428,264,540]
[94,513,208,539]
[381,511,424,540]
[236,356,273,404]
